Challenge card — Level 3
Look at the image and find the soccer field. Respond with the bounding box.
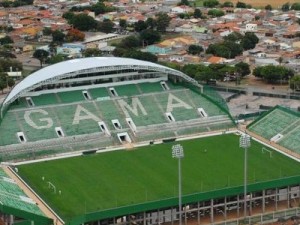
[18,134,300,222]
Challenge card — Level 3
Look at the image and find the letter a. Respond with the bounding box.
[72,105,101,125]
[166,93,192,112]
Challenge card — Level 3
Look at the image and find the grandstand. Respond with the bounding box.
[247,106,300,154]
[0,57,234,161]
[0,168,52,225]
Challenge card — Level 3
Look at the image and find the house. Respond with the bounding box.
[146,44,172,54]
[255,58,279,66]
[171,5,193,14]
[245,23,257,32]
[57,46,82,58]
[207,56,226,64]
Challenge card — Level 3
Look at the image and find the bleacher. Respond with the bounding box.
[31,93,58,106]
[89,87,109,99]
[0,82,234,160]
[57,90,86,103]
[0,112,22,146]
[0,168,43,216]
[114,84,141,96]
[138,82,163,93]
[247,106,300,154]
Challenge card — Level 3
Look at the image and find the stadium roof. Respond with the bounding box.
[1,57,201,116]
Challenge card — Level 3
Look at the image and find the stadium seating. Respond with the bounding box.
[96,100,127,130]
[0,168,43,215]
[138,82,164,93]
[0,112,22,145]
[186,91,226,117]
[31,93,58,106]
[0,82,235,160]
[57,90,86,103]
[248,106,300,154]
[278,125,300,153]
[89,87,109,99]
[16,109,58,142]
[248,108,298,140]
[126,95,167,126]
[9,97,28,109]
[114,84,141,96]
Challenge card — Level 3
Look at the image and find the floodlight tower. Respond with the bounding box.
[239,134,251,221]
[172,144,184,225]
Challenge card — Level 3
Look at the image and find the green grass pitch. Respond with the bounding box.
[18,134,300,221]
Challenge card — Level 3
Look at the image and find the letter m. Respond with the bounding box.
[117,97,147,117]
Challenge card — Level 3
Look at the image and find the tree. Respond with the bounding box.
[290,75,300,91]
[83,48,102,57]
[145,17,156,29]
[281,2,290,12]
[33,49,49,67]
[66,28,85,42]
[0,73,7,93]
[52,30,65,44]
[187,45,204,55]
[223,31,243,42]
[265,4,272,10]
[123,50,157,62]
[222,1,233,7]
[291,3,300,10]
[62,12,75,21]
[156,12,171,33]
[119,36,141,48]
[177,0,189,6]
[253,66,263,78]
[119,19,127,29]
[194,8,202,18]
[0,36,13,45]
[112,47,127,57]
[235,62,250,76]
[140,29,161,45]
[208,9,225,17]
[91,2,106,15]
[236,1,246,8]
[241,32,259,50]
[206,41,243,58]
[254,65,293,84]
[43,27,52,36]
[48,54,65,64]
[7,77,15,89]
[203,0,219,7]
[98,19,114,33]
[134,20,147,32]
[69,14,98,31]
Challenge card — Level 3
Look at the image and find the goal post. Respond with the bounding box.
[262,147,272,158]
[48,181,56,194]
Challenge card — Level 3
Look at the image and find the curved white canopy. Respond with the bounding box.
[2,57,201,109]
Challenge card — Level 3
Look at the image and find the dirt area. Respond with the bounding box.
[219,0,299,8]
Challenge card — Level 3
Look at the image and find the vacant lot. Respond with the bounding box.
[18,134,300,222]
[219,0,298,8]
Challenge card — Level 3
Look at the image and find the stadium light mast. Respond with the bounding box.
[239,133,251,221]
[172,144,184,225]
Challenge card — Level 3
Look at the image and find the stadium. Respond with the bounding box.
[0,57,299,225]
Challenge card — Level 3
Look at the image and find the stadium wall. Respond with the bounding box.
[67,176,300,225]
[0,205,52,225]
